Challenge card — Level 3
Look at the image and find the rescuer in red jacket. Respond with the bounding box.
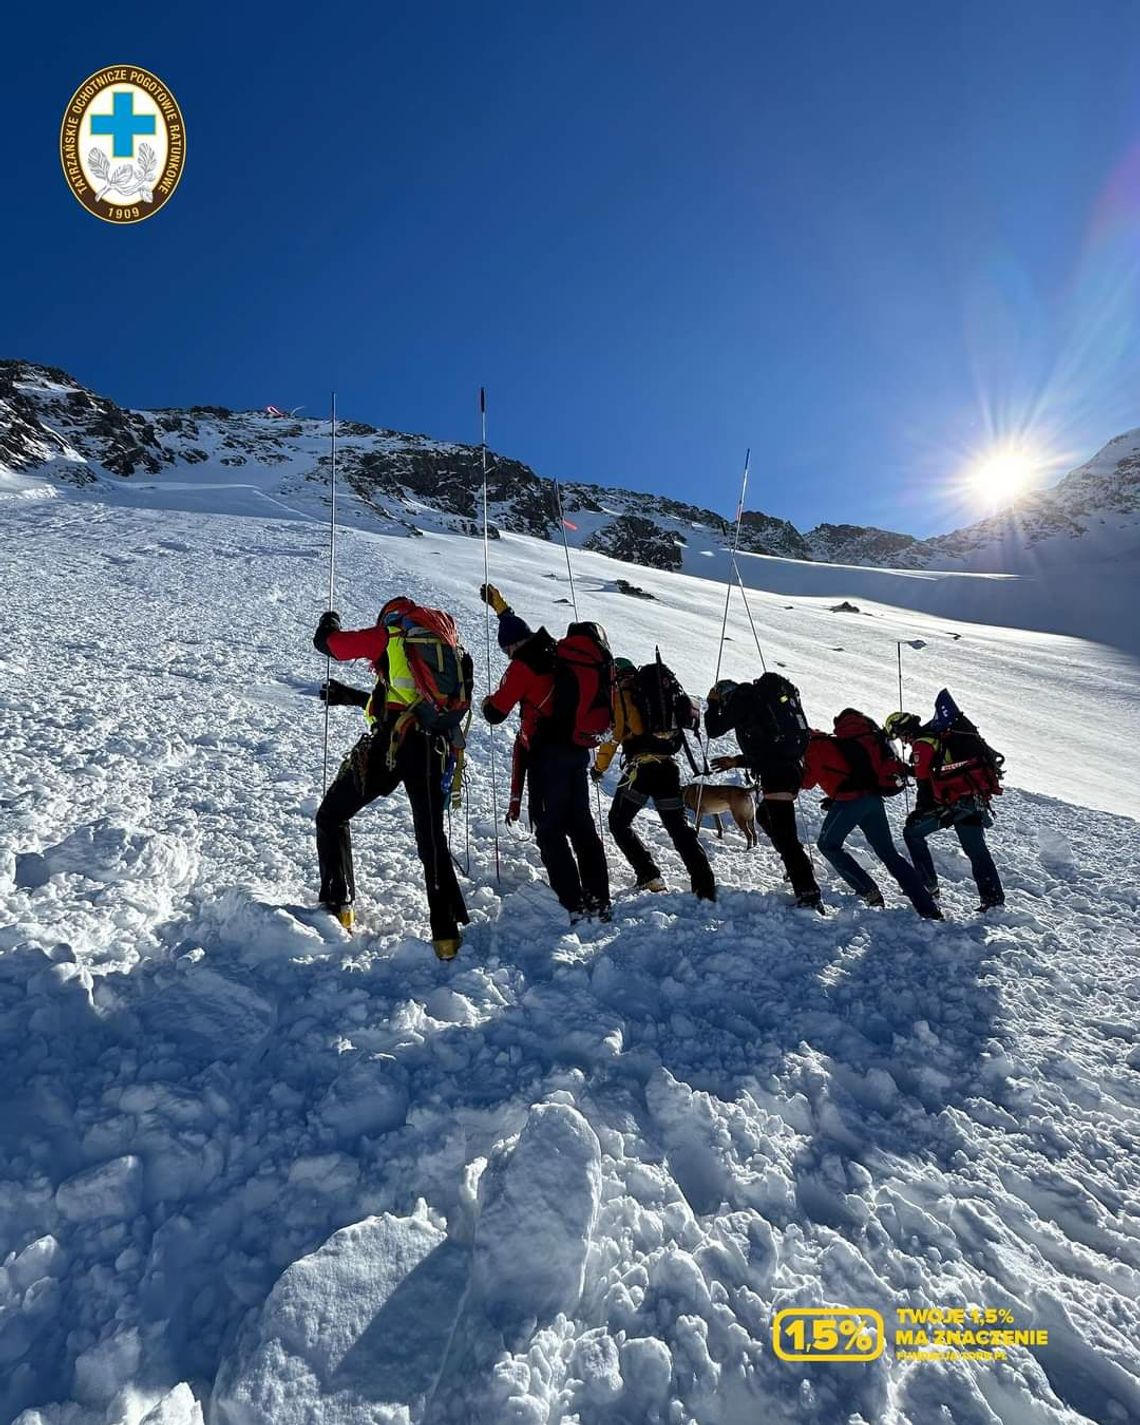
[313,607,468,958]
[885,711,1005,912]
[801,709,942,918]
[479,583,611,925]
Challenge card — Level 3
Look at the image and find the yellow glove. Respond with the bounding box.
[479,582,509,615]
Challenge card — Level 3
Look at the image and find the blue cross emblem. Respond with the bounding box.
[90,91,156,159]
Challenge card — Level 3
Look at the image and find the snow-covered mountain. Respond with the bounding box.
[7,363,1139,583]
[4,360,1139,656]
[0,361,813,566]
[2,468,1138,1425]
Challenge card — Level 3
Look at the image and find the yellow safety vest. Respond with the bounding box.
[364,634,419,728]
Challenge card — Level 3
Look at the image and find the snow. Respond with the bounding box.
[1,476,1138,1424]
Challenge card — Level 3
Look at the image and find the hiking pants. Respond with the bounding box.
[755,798,819,900]
[609,759,715,898]
[904,804,1003,904]
[528,742,611,913]
[817,795,939,915]
[316,728,469,939]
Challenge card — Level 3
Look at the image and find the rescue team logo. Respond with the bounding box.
[60,66,185,223]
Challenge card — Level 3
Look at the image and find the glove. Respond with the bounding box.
[590,765,604,783]
[313,610,341,654]
[820,797,834,812]
[321,678,368,708]
[710,755,740,773]
[479,583,509,615]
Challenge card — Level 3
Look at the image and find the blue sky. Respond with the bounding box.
[6,2,1140,536]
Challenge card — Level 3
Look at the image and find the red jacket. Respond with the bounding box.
[802,731,860,800]
[912,739,937,783]
[325,625,388,667]
[483,658,554,747]
[323,624,403,713]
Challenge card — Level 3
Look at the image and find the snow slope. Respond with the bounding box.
[2,484,1139,1425]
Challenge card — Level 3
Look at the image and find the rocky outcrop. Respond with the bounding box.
[805,522,918,566]
[584,515,683,570]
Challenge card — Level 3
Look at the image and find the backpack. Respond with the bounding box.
[377,597,474,736]
[832,710,906,797]
[625,652,700,758]
[745,672,810,761]
[927,689,1004,803]
[549,622,615,747]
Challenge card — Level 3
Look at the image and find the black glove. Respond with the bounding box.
[313,610,341,655]
[590,765,604,784]
[820,797,834,812]
[321,678,368,708]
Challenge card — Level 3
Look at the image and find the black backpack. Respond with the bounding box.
[744,672,810,760]
[625,652,699,758]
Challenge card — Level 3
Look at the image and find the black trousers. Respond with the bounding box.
[609,759,715,898]
[755,799,819,900]
[316,728,468,940]
[528,742,610,913]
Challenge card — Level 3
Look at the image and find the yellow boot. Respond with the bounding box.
[432,935,461,961]
[321,903,355,931]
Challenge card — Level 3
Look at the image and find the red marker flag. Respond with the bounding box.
[562,518,579,531]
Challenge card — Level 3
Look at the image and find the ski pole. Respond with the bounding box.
[695,448,750,835]
[481,388,503,883]
[896,639,910,814]
[732,556,767,672]
[321,391,337,794]
[553,479,580,620]
[551,478,607,838]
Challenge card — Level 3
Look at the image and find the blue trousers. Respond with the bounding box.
[904,804,1003,904]
[817,795,939,915]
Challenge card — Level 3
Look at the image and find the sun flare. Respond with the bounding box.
[970,448,1037,504]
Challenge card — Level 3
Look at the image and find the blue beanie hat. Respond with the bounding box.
[497,611,533,652]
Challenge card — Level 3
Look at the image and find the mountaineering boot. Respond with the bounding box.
[976,897,1005,914]
[584,895,613,923]
[795,891,826,914]
[638,876,668,893]
[861,887,885,909]
[433,935,462,961]
[322,902,355,931]
[696,885,717,903]
[920,906,945,921]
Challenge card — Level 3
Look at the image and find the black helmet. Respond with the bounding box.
[708,679,738,703]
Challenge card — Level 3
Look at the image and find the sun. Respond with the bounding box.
[970,447,1037,505]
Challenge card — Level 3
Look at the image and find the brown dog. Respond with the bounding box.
[682,783,758,848]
